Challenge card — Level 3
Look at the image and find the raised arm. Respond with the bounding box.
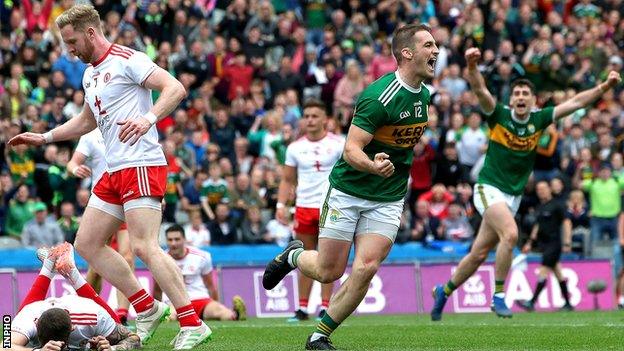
[553,71,622,120]
[8,103,97,147]
[343,124,394,178]
[464,48,496,115]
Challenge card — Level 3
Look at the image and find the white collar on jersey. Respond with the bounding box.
[510,109,530,124]
[394,71,422,93]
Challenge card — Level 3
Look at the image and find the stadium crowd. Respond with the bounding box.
[0,0,623,260]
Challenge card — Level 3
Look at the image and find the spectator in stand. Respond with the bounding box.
[229,172,265,223]
[440,64,468,100]
[419,184,455,221]
[368,41,396,80]
[208,203,239,245]
[333,59,366,126]
[433,141,462,188]
[439,203,474,242]
[4,183,35,239]
[456,112,488,183]
[21,202,63,248]
[264,214,292,247]
[241,205,270,244]
[410,200,441,244]
[408,140,436,219]
[183,210,211,247]
[578,163,624,255]
[563,190,591,256]
[223,51,254,101]
[57,201,79,244]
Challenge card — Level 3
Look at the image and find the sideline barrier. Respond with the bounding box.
[1,260,613,318]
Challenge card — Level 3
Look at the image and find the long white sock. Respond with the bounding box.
[287,248,304,268]
[40,258,55,279]
[66,267,87,289]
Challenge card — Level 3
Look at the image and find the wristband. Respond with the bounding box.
[276,202,285,209]
[43,131,53,143]
[144,111,158,125]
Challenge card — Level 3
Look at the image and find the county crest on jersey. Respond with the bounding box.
[329,71,431,202]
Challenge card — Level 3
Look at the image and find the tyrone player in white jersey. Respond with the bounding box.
[8,5,210,349]
[153,225,247,322]
[10,242,140,351]
[275,99,344,322]
[67,128,134,325]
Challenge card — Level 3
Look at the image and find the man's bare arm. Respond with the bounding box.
[105,324,141,350]
[554,71,622,120]
[8,103,97,146]
[464,48,496,114]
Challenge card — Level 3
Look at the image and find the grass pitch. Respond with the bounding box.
[142,311,623,350]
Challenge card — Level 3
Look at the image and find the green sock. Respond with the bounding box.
[443,280,457,296]
[315,312,340,337]
[288,248,304,268]
[495,280,505,295]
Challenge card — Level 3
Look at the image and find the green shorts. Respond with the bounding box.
[318,184,404,243]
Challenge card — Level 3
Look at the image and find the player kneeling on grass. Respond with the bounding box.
[153,225,247,322]
[10,242,140,351]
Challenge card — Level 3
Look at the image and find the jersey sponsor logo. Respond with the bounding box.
[122,190,134,199]
[373,122,428,148]
[528,124,535,133]
[489,124,542,152]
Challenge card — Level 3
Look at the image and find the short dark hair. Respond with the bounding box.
[303,99,327,112]
[37,308,72,347]
[510,79,536,95]
[392,23,432,64]
[165,224,186,238]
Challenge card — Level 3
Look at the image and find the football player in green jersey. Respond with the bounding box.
[431,47,622,320]
[263,23,438,350]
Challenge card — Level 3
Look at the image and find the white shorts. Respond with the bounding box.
[473,183,522,216]
[318,184,404,243]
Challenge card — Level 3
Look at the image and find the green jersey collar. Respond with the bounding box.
[394,71,421,93]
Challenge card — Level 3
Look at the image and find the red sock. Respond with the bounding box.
[299,299,308,310]
[19,275,51,312]
[128,289,155,314]
[176,304,202,327]
[322,299,330,309]
[76,284,121,323]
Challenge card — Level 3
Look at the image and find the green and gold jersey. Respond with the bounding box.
[329,72,430,202]
[478,103,554,195]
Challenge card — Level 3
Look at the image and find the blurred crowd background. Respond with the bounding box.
[0,0,623,260]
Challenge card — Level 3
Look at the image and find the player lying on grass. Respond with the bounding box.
[9,242,140,351]
[153,225,247,322]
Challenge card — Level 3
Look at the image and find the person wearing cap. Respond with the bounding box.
[577,161,624,255]
[21,202,64,248]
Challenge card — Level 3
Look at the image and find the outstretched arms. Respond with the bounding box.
[553,71,622,120]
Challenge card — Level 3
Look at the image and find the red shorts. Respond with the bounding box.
[93,166,167,205]
[294,207,320,235]
[191,298,212,317]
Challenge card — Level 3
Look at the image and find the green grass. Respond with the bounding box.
[142,311,623,350]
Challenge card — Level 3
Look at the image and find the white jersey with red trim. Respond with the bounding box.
[285,133,344,207]
[82,44,167,173]
[11,295,116,350]
[165,246,213,301]
[74,128,106,189]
